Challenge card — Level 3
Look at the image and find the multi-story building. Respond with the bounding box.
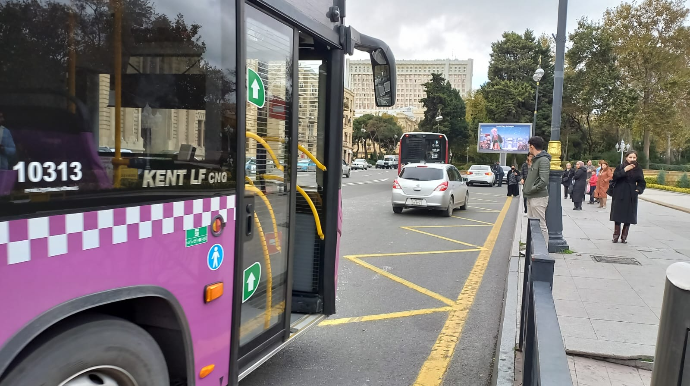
[343,88,354,163]
[346,59,473,112]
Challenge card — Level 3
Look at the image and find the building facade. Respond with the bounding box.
[347,59,473,112]
[343,88,354,163]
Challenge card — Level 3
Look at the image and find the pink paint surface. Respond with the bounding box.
[0,196,236,385]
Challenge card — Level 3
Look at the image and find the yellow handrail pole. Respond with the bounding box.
[245,132,284,172]
[253,214,273,329]
[245,178,280,252]
[260,175,324,240]
[111,0,123,187]
[297,144,327,171]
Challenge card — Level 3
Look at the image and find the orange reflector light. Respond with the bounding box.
[204,282,223,303]
[199,364,215,378]
[212,218,222,233]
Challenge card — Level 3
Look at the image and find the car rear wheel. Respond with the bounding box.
[0,315,169,386]
[443,197,454,217]
[393,206,403,214]
[460,193,468,210]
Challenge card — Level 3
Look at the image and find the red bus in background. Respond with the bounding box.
[398,132,449,173]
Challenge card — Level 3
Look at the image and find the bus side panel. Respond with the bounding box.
[0,195,236,385]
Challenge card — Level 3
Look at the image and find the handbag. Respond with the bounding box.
[606,179,616,196]
[568,178,574,194]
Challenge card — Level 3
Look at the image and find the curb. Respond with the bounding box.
[639,196,690,215]
[492,195,523,386]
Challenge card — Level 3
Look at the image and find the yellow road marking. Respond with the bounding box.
[348,249,482,259]
[452,216,494,225]
[319,307,453,326]
[346,256,456,306]
[402,227,485,249]
[413,197,513,386]
[409,225,491,228]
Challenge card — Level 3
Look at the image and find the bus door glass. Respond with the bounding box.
[240,6,294,350]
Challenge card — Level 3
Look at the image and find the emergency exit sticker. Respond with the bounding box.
[185,226,208,247]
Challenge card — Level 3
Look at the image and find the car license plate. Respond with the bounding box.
[408,198,426,206]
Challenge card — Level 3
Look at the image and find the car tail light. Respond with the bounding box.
[485,172,492,175]
[434,181,448,191]
[393,179,402,189]
[467,171,473,175]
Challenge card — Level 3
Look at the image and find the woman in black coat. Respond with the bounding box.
[561,163,575,199]
[570,162,588,210]
[506,165,520,197]
[610,151,646,243]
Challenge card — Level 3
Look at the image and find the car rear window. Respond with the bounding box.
[400,167,443,181]
[470,166,490,170]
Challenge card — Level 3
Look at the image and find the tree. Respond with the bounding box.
[352,114,403,159]
[604,0,690,168]
[419,73,471,157]
[481,30,555,138]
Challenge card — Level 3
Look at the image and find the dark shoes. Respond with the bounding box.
[621,224,630,244]
[613,223,620,243]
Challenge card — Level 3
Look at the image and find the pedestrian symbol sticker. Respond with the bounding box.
[242,262,261,303]
[207,244,224,271]
[247,68,265,108]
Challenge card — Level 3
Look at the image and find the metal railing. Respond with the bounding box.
[518,219,572,386]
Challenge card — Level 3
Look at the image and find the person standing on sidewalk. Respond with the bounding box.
[523,136,551,242]
[561,163,574,199]
[506,165,520,196]
[493,161,504,187]
[610,151,646,243]
[594,160,613,209]
[571,161,588,210]
[587,171,598,204]
[520,154,533,213]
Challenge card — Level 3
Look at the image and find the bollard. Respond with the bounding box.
[651,262,690,386]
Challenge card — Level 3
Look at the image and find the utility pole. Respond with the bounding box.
[545,0,569,253]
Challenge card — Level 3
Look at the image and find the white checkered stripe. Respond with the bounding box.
[1,195,236,265]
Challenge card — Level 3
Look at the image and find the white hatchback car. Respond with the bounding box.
[391,163,469,216]
[351,159,368,170]
[465,165,495,186]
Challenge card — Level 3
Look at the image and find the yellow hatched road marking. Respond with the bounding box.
[319,307,452,326]
[345,256,456,306]
[401,227,486,249]
[408,225,492,228]
[348,249,481,259]
[413,197,512,386]
[473,198,499,203]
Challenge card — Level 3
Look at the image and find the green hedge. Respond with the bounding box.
[648,163,690,172]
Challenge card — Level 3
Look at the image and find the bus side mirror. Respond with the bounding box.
[370,48,394,107]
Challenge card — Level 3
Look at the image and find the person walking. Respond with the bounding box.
[520,154,533,213]
[594,160,613,209]
[571,161,588,210]
[561,163,574,199]
[587,171,598,204]
[493,161,504,187]
[610,151,646,243]
[523,136,551,242]
[506,165,520,197]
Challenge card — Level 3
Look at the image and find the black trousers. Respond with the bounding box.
[589,185,596,203]
[563,184,570,198]
[507,184,519,196]
[574,201,583,210]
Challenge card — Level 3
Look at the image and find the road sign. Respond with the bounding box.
[185,226,208,247]
[207,244,224,271]
[242,262,261,303]
[247,68,265,108]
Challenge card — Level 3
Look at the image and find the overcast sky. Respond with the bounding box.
[345,0,630,90]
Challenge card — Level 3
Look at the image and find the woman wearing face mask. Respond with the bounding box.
[506,165,520,197]
[610,151,646,243]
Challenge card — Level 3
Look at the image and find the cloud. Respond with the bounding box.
[346,0,626,89]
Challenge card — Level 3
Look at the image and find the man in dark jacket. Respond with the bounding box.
[561,163,574,199]
[492,161,504,187]
[523,136,551,242]
[571,161,588,210]
[520,154,533,214]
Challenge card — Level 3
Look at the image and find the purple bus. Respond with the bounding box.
[0,0,396,385]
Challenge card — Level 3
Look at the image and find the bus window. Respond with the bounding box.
[0,0,237,218]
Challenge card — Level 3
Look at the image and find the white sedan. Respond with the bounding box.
[391,163,469,217]
[351,159,368,170]
[465,165,495,186]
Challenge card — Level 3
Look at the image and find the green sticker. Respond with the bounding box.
[185,226,208,247]
[243,262,261,303]
[247,68,266,108]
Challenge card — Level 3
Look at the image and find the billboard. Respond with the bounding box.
[477,123,532,154]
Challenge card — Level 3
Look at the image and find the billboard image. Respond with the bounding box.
[477,123,533,153]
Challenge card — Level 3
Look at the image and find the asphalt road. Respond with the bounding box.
[241,167,519,386]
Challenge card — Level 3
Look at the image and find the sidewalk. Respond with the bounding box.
[639,188,690,214]
[556,190,690,360]
[496,188,690,386]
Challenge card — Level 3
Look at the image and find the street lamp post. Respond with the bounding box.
[533,65,545,131]
[615,140,631,165]
[544,0,570,253]
[435,114,443,133]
